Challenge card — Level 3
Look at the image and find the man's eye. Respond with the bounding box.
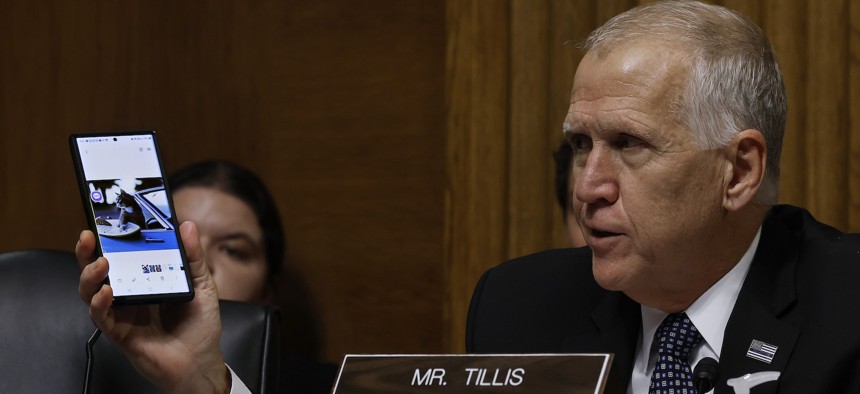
[570,134,592,152]
[615,134,645,150]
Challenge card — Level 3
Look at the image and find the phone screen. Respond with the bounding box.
[70,132,193,304]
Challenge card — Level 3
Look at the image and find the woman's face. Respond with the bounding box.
[173,186,269,303]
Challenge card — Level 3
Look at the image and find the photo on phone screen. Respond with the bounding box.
[70,131,193,304]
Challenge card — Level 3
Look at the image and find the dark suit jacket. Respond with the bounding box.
[466,205,860,393]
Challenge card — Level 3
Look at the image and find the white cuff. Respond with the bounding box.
[226,364,252,394]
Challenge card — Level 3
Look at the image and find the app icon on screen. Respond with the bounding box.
[91,191,103,203]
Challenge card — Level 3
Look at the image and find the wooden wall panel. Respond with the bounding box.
[805,0,850,229]
[721,0,762,22]
[444,0,510,354]
[251,0,448,360]
[0,0,446,363]
[851,0,860,230]
[508,0,552,259]
[765,0,809,208]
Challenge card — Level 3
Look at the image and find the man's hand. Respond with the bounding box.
[76,222,229,394]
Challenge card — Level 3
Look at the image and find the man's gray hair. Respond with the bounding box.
[583,0,786,205]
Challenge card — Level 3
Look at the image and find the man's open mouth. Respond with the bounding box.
[591,229,621,238]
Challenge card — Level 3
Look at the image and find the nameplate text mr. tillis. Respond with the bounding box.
[332,353,613,394]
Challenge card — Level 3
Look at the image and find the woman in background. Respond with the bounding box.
[169,159,336,394]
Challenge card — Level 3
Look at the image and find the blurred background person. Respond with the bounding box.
[169,159,337,394]
[554,140,587,247]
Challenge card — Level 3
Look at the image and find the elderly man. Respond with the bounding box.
[76,1,859,394]
[467,1,860,394]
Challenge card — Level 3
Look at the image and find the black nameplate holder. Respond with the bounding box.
[332,353,613,393]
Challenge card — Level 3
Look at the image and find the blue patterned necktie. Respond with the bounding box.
[649,312,703,394]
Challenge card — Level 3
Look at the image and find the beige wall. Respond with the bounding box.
[1,0,857,360]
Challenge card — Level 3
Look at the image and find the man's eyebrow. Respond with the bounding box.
[562,122,575,134]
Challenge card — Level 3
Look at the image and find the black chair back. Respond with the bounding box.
[0,249,280,393]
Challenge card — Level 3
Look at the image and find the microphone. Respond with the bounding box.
[693,357,720,393]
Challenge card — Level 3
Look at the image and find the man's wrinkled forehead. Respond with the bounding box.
[572,40,689,99]
[567,39,689,130]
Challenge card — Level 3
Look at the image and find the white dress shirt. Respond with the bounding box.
[627,228,761,394]
[228,364,252,394]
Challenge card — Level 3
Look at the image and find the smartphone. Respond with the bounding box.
[69,131,194,305]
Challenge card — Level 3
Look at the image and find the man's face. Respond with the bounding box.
[564,40,729,302]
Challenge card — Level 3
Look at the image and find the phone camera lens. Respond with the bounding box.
[113,137,118,141]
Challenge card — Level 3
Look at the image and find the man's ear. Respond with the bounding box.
[723,129,766,211]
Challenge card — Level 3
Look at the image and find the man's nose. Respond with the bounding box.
[574,147,619,205]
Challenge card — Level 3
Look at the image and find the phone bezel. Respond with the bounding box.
[69,130,195,305]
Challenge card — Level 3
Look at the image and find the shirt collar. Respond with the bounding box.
[685,227,760,357]
[628,228,761,394]
[640,226,761,357]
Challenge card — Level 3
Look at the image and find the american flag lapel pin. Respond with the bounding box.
[746,339,778,364]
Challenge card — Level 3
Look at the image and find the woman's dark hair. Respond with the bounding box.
[168,160,285,281]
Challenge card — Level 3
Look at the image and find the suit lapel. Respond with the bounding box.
[717,211,800,394]
[563,291,640,394]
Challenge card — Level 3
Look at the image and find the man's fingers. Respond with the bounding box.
[89,284,115,331]
[79,257,109,305]
[75,230,97,270]
[179,221,210,282]
[179,221,203,262]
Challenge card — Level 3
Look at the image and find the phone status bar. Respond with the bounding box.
[79,135,153,143]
